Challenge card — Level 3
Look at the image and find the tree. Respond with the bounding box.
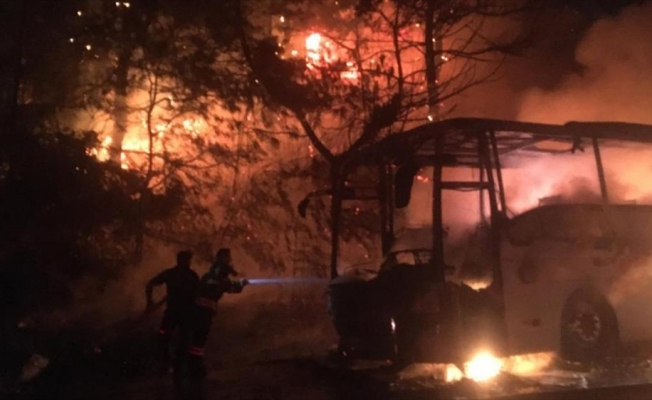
[0,127,182,316]
[64,0,331,273]
[67,1,253,262]
[232,0,532,276]
[5,1,539,281]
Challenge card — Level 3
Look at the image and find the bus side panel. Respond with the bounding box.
[606,207,652,343]
[501,237,578,356]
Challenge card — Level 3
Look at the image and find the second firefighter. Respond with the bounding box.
[188,248,248,378]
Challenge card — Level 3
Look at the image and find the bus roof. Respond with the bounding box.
[351,118,652,166]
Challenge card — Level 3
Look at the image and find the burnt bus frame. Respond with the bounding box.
[328,117,652,285]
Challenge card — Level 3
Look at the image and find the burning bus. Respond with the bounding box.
[307,118,652,366]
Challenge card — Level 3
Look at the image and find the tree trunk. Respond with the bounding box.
[330,165,343,279]
[111,48,131,162]
[424,1,442,118]
[134,196,145,265]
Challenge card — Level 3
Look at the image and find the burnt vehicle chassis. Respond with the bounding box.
[304,118,652,364]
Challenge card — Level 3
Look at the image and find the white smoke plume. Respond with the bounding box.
[504,1,652,211]
[518,2,652,125]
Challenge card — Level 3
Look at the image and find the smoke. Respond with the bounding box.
[518,2,652,125]
[23,239,336,367]
[400,127,652,288]
[40,244,321,328]
[511,3,652,342]
[28,243,181,331]
[504,2,652,212]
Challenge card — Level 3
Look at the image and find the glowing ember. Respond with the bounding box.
[463,280,491,291]
[465,351,503,382]
[120,152,128,170]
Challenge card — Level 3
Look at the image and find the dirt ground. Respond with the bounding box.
[8,292,652,400]
[2,291,342,399]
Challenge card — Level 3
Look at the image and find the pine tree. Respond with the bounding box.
[232,0,534,276]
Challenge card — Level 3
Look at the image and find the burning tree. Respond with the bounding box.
[61,2,269,267]
[0,1,181,307]
[2,0,538,279]
[234,0,533,276]
[58,0,332,273]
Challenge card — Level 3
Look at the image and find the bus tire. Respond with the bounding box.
[560,289,619,363]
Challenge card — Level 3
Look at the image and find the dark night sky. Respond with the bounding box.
[561,0,648,15]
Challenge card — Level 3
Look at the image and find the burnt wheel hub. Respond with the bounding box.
[568,303,601,343]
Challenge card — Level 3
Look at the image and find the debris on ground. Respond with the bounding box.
[19,354,49,384]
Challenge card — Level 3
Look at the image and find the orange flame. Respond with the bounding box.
[92,117,206,172]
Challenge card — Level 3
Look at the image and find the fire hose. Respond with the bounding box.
[95,296,168,346]
[246,277,329,285]
[96,277,329,344]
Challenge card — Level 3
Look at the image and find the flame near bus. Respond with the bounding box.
[404,351,555,383]
[464,351,503,382]
[465,351,555,382]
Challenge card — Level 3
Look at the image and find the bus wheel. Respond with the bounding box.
[560,289,619,363]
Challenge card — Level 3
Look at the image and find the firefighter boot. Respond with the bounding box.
[187,354,206,380]
[157,331,172,375]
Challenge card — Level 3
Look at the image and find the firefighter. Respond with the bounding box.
[187,248,248,379]
[145,250,199,378]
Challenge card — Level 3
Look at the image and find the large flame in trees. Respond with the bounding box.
[302,32,357,80]
[92,115,208,172]
[85,79,225,194]
[305,33,323,63]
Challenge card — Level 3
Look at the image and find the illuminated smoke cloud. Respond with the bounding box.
[518,2,652,125]
[509,2,652,209]
[507,2,652,344]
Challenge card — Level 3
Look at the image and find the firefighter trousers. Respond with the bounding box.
[157,307,191,376]
[187,305,214,379]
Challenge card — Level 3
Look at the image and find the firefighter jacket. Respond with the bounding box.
[148,266,199,312]
[195,266,243,311]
